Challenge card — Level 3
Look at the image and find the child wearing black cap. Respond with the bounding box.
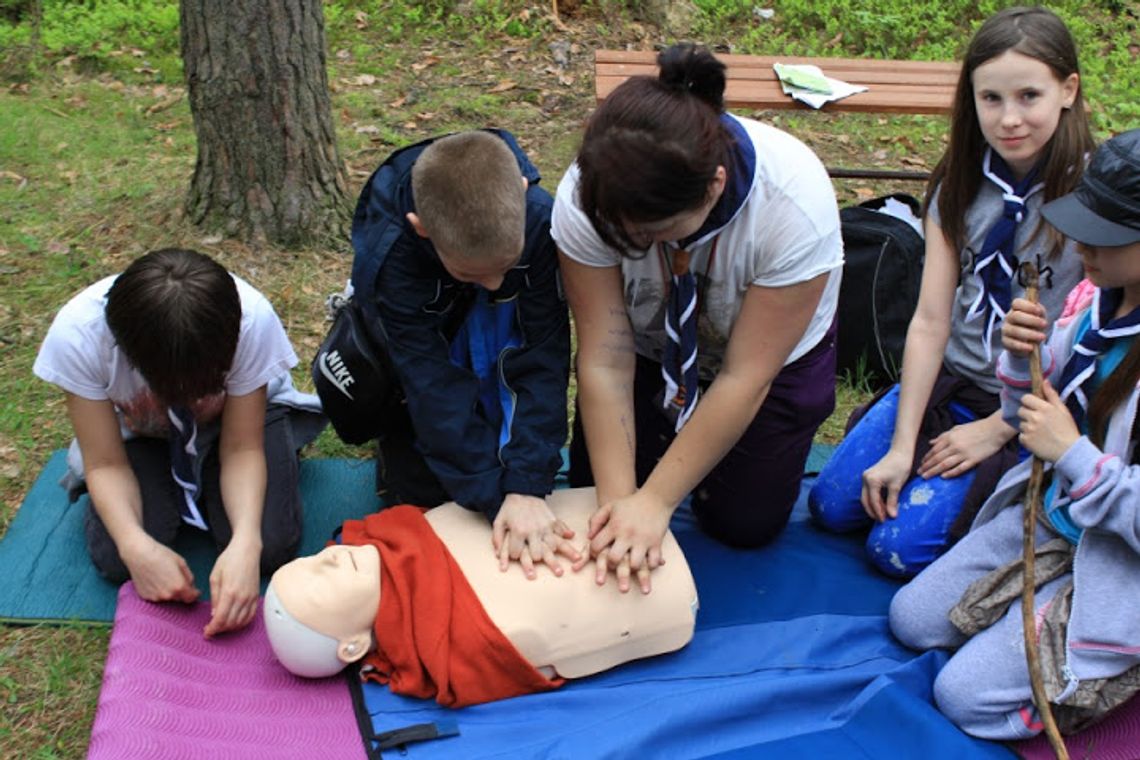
[889,129,1140,740]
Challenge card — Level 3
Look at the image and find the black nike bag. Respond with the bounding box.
[836,193,925,390]
[311,298,398,445]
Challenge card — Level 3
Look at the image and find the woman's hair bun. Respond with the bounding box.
[657,42,727,112]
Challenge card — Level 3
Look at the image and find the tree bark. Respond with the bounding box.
[180,0,349,246]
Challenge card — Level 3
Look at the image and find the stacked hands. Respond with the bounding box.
[861,298,1081,524]
[493,491,668,595]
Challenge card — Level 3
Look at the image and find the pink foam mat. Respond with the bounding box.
[89,583,366,760]
[1015,695,1140,760]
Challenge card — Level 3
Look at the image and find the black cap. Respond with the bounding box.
[1041,129,1140,247]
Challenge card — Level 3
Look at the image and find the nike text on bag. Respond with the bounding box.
[836,193,925,390]
[312,299,397,445]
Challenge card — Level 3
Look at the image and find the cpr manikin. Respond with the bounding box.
[264,488,698,704]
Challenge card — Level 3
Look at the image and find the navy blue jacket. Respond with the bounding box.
[350,131,569,521]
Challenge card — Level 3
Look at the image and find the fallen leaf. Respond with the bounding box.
[152,84,168,99]
[146,95,183,116]
[416,111,436,120]
[45,240,70,255]
[411,56,441,72]
[336,49,351,61]
[355,125,380,135]
[558,74,575,86]
[489,80,517,93]
[133,66,159,76]
[402,121,418,130]
[836,134,850,145]
[900,156,927,167]
[354,10,368,29]
[854,187,875,201]
[388,96,407,108]
[7,83,29,95]
[129,48,145,57]
[200,234,223,245]
[350,74,376,86]
[0,463,19,480]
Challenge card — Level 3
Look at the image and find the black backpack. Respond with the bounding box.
[836,193,925,390]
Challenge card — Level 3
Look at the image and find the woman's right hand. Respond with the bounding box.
[861,449,912,522]
[1001,297,1048,358]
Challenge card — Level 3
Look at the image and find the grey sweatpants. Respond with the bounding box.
[889,504,1066,740]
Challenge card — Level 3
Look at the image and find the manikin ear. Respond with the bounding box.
[337,632,373,664]
[406,212,430,239]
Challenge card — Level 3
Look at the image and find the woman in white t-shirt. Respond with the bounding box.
[552,43,843,593]
[34,249,323,636]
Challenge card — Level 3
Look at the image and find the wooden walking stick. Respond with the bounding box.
[1019,261,1069,759]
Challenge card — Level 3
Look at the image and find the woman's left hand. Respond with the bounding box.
[587,490,671,594]
[917,415,1010,479]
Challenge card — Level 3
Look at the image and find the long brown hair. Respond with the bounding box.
[1088,324,1140,449]
[924,6,1095,256]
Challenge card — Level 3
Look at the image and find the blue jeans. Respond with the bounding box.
[808,385,977,577]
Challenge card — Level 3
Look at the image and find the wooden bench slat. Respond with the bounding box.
[595,49,960,77]
[597,62,961,87]
[596,77,954,114]
[595,49,959,114]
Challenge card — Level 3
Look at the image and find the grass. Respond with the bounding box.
[0,0,1130,755]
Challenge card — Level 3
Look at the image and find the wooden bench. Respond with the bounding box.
[595,50,961,180]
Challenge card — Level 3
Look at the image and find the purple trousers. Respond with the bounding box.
[570,324,836,548]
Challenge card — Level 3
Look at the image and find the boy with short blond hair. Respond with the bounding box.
[347,129,573,579]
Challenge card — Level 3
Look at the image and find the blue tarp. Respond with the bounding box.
[356,479,1017,759]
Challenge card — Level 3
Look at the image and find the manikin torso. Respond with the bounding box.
[422,487,699,678]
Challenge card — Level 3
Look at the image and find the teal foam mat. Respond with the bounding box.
[0,452,378,624]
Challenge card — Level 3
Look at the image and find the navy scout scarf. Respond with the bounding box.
[965,148,1044,362]
[1057,287,1140,430]
[168,404,209,530]
[659,114,756,432]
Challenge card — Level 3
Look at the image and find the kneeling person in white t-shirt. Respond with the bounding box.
[34,248,324,637]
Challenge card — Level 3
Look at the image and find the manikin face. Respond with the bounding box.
[271,544,381,642]
[971,50,1079,181]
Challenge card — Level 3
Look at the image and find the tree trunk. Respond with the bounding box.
[180,0,349,246]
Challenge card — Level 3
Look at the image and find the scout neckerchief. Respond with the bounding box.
[965,148,1044,362]
[660,238,718,432]
[167,404,209,530]
[657,113,754,432]
[1057,287,1140,430]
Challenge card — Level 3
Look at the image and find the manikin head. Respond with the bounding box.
[263,544,382,678]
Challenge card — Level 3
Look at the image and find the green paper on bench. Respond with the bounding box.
[0,444,837,624]
[0,451,380,624]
